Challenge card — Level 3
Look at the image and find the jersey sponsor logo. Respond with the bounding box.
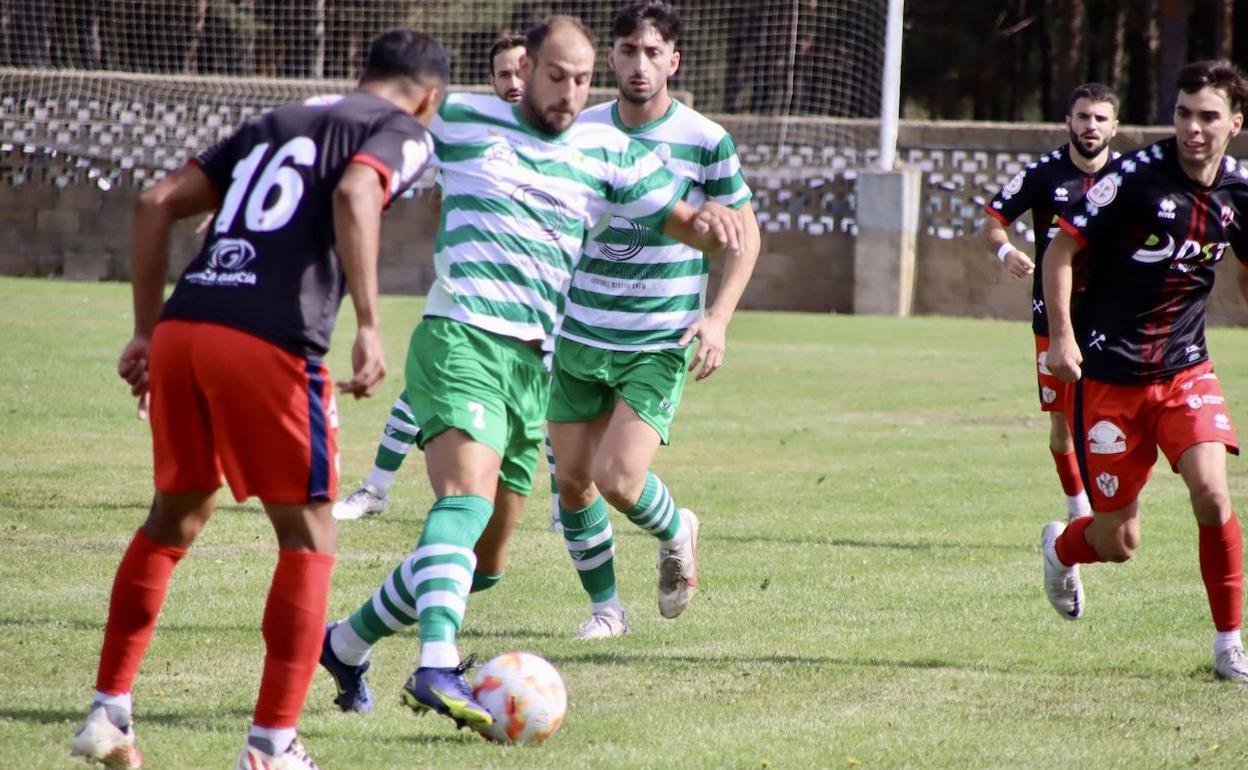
[1186,344,1202,362]
[1087,420,1126,454]
[1002,171,1025,197]
[1188,395,1205,410]
[1157,197,1177,219]
[1085,173,1119,208]
[303,94,342,107]
[1053,186,1069,202]
[1096,472,1119,498]
[185,237,259,287]
[1130,233,1175,263]
[597,215,648,262]
[1216,413,1232,431]
[511,184,568,244]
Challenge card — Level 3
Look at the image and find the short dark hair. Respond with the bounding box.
[524,15,596,62]
[361,28,450,85]
[488,34,525,71]
[1067,82,1118,115]
[1176,59,1248,113]
[612,1,682,45]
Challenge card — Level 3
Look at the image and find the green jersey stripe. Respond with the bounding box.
[569,286,702,313]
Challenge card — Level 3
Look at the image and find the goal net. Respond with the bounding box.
[1,1,889,184]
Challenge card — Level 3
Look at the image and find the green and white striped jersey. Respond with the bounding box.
[425,93,685,344]
[560,99,752,351]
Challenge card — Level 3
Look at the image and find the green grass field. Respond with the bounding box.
[4,275,1248,769]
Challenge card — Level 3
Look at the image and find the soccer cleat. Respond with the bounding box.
[400,657,493,731]
[234,736,319,770]
[319,622,374,712]
[332,483,387,521]
[657,509,700,619]
[70,705,142,770]
[1041,521,1083,620]
[1214,646,1248,683]
[574,610,629,640]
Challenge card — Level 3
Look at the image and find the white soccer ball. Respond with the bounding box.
[470,651,567,744]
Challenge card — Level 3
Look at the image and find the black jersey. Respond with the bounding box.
[985,144,1112,336]
[1058,138,1248,384]
[161,90,433,357]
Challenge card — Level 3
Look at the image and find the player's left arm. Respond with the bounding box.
[661,199,743,253]
[120,163,218,399]
[678,202,761,381]
[333,161,389,400]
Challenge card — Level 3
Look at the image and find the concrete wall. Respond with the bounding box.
[5,120,1248,324]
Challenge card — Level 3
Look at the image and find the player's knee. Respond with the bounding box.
[591,461,642,511]
[1190,484,1233,525]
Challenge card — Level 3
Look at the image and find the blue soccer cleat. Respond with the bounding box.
[319,622,374,713]
[399,656,493,731]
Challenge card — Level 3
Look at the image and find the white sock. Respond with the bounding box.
[364,468,395,496]
[660,509,690,548]
[1215,629,1242,656]
[91,691,132,728]
[1066,492,1091,518]
[247,725,297,757]
[419,641,460,669]
[591,593,625,618]
[329,619,373,666]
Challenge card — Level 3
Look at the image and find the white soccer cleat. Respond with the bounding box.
[1042,521,1083,620]
[1214,646,1248,683]
[658,509,699,619]
[70,706,142,770]
[573,611,629,640]
[234,736,319,770]
[332,483,387,521]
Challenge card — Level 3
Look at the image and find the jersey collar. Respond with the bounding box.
[610,97,679,135]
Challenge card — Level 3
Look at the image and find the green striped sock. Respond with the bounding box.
[562,497,617,603]
[625,472,681,542]
[365,392,419,492]
[346,495,492,646]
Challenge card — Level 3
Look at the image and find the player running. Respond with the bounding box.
[1041,59,1248,683]
[982,83,1120,523]
[548,1,760,639]
[68,29,444,770]
[317,15,743,730]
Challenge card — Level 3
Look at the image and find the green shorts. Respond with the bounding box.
[546,336,691,444]
[404,316,547,495]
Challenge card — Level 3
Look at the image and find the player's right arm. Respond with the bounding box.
[119,164,217,398]
[980,216,1035,279]
[332,162,388,399]
[982,166,1037,279]
[1040,228,1083,382]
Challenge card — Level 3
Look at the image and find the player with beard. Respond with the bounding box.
[1041,60,1248,683]
[982,83,1120,523]
[488,34,525,103]
[546,0,761,638]
[318,15,746,729]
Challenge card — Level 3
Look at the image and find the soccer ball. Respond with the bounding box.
[471,651,567,744]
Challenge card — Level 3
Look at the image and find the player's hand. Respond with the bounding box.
[337,326,386,399]
[1046,335,1082,383]
[1002,248,1035,279]
[692,201,743,251]
[117,334,151,399]
[679,312,729,381]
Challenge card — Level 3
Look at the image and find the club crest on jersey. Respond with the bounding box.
[485,131,516,165]
[1002,171,1025,198]
[1085,173,1119,208]
[1087,420,1126,454]
[1096,472,1119,498]
[1157,197,1176,219]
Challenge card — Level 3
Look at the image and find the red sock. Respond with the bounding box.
[1050,448,1084,497]
[253,550,335,728]
[1054,515,1103,567]
[95,529,187,694]
[1199,512,1243,633]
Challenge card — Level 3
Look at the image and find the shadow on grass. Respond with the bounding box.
[0,705,249,727]
[709,532,1028,552]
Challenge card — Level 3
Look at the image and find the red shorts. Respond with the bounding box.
[148,320,339,504]
[1070,361,1239,511]
[1033,335,1072,413]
